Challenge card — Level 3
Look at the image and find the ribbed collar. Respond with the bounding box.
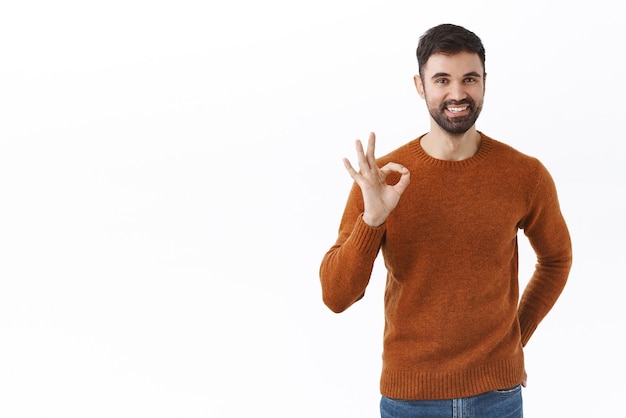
[409,131,493,170]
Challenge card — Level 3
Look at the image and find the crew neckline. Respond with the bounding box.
[409,131,492,169]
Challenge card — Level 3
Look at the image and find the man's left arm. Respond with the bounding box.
[517,163,573,346]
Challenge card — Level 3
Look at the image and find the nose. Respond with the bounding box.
[448,81,467,101]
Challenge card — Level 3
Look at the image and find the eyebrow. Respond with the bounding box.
[431,71,482,80]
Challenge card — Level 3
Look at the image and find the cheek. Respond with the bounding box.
[423,90,444,107]
[470,85,486,100]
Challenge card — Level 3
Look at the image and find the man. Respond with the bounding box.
[319,23,572,417]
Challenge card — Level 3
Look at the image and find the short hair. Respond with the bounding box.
[416,24,486,76]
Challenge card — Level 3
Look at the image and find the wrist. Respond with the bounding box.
[362,213,386,228]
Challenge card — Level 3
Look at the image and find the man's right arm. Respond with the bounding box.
[319,205,386,313]
[320,132,410,313]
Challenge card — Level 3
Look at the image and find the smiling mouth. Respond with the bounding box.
[447,106,468,113]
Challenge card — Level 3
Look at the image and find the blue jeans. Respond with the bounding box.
[380,385,523,418]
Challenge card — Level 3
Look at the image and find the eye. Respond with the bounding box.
[435,78,448,84]
[464,77,477,84]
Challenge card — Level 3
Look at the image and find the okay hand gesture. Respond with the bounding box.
[343,132,411,227]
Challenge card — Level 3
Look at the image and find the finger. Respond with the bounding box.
[354,139,370,172]
[365,132,377,168]
[379,162,409,176]
[342,157,359,179]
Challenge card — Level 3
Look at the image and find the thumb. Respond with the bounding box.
[394,169,410,195]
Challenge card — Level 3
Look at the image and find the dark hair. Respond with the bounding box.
[416,24,485,76]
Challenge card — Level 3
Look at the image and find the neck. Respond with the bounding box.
[420,126,481,161]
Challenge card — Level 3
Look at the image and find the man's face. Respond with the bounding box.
[415,51,486,135]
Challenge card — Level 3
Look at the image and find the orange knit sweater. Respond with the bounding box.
[320,132,572,400]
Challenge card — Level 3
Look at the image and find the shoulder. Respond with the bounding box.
[482,133,546,172]
[481,134,559,202]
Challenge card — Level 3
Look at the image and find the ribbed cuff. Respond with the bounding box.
[351,214,386,255]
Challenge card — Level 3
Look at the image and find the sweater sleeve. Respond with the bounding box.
[517,163,573,346]
[319,183,386,313]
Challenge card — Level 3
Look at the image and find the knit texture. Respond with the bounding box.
[320,132,572,400]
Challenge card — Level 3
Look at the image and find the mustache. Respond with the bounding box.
[442,99,474,108]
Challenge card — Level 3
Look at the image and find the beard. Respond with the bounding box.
[426,97,483,135]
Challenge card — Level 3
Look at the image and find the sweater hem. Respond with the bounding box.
[380,354,525,400]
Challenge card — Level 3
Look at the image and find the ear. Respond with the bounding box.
[414,74,425,99]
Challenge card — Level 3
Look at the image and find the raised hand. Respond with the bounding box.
[343,132,410,227]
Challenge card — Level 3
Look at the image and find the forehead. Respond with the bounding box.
[421,51,484,77]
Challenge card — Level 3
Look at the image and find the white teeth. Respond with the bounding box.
[448,107,467,112]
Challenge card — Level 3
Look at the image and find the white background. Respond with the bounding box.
[1,1,623,417]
